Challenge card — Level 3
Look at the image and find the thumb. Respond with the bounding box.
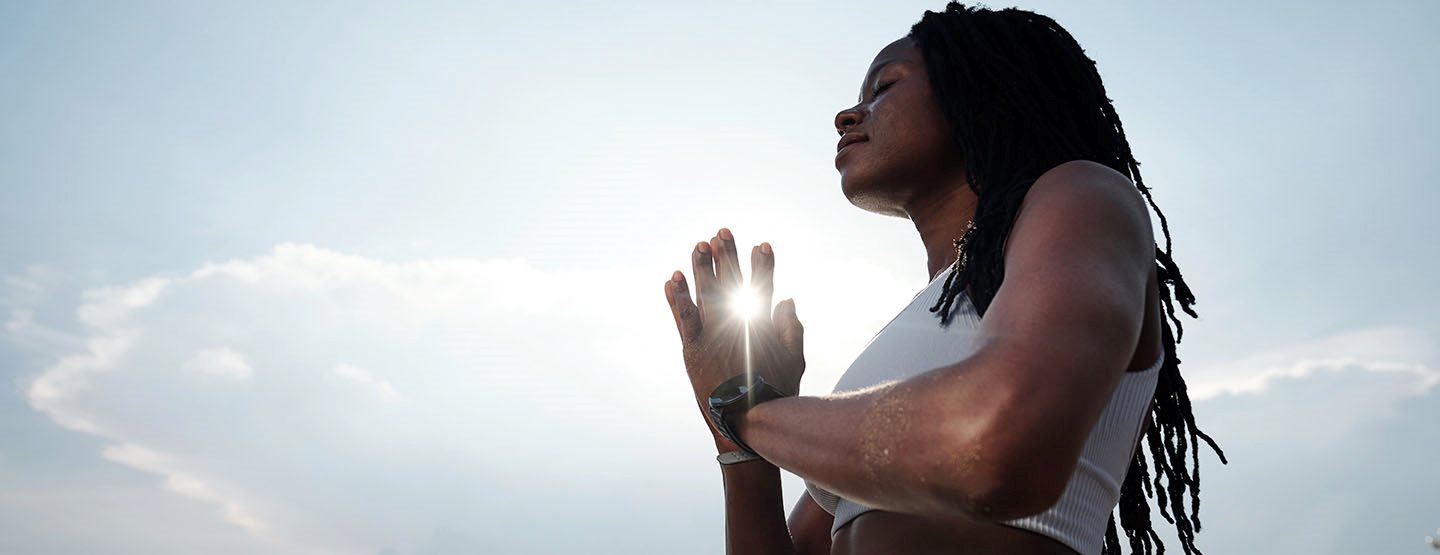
[773,298,804,355]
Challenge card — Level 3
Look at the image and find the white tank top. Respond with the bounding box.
[803,270,1160,555]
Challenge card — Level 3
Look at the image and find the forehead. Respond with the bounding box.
[858,37,920,99]
[870,36,920,68]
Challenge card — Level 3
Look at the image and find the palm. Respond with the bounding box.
[662,228,806,439]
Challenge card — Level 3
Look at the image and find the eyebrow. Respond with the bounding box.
[858,58,903,103]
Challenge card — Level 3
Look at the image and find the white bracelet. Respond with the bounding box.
[716,450,764,465]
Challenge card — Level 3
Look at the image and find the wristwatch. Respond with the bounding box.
[707,373,791,456]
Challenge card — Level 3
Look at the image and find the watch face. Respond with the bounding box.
[709,375,753,406]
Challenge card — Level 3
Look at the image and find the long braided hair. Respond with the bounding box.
[907,4,1227,554]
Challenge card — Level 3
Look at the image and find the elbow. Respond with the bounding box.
[923,454,1068,522]
[960,463,1068,522]
[885,368,1077,522]
[915,411,1072,522]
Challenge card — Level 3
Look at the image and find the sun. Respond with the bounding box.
[728,285,764,321]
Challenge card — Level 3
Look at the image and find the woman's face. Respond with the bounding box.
[834,36,964,218]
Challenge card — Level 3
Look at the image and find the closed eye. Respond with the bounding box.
[871,81,896,98]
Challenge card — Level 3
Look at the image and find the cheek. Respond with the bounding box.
[881,85,950,149]
[880,105,953,171]
[901,94,953,157]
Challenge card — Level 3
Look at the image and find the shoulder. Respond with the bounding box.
[1004,160,1153,263]
[1028,160,1147,221]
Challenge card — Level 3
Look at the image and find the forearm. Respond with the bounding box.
[734,362,1010,521]
[718,459,796,555]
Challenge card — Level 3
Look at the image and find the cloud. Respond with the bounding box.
[11,242,1436,554]
[0,472,287,555]
[101,442,269,539]
[75,277,169,329]
[1187,358,1440,554]
[1184,325,1436,400]
[1196,357,1437,446]
[334,362,401,403]
[26,333,136,435]
[1129,326,1440,553]
[182,348,254,382]
[8,243,750,553]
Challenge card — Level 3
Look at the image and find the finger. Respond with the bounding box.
[663,273,681,333]
[750,242,775,319]
[691,241,717,322]
[664,271,703,342]
[773,298,805,356]
[710,227,743,291]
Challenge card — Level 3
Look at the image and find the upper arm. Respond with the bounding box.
[787,492,834,555]
[982,161,1154,368]
[963,160,1155,512]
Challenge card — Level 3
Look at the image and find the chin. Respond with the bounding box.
[840,174,909,218]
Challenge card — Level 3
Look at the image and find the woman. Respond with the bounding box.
[661,4,1224,554]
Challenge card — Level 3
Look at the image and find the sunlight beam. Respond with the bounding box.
[729,285,763,322]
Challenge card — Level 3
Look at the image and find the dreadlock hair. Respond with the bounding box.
[907,4,1227,554]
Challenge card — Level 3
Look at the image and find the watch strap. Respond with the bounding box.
[716,450,764,465]
[707,373,790,456]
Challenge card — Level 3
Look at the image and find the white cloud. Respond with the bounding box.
[1188,357,1440,554]
[1185,325,1436,400]
[334,362,401,403]
[76,277,168,329]
[100,443,264,533]
[0,473,287,555]
[1178,327,1438,453]
[9,243,751,553]
[1198,358,1437,443]
[17,242,1431,554]
[26,333,136,435]
[188,243,565,316]
[1196,356,1437,402]
[182,348,254,382]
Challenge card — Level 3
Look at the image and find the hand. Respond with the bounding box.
[663,228,806,450]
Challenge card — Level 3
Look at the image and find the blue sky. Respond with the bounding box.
[2,1,1438,553]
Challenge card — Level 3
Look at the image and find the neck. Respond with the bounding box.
[905,184,979,282]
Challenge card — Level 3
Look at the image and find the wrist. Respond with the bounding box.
[707,373,790,456]
[732,404,756,444]
[713,434,743,453]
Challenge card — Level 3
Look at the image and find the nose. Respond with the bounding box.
[834,105,865,136]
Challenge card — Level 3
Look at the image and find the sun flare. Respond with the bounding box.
[729,285,764,321]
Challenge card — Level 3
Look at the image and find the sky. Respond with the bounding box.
[2,0,1438,553]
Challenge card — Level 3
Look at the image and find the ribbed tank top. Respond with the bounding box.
[803,270,1160,555]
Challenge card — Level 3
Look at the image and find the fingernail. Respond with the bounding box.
[761,242,772,255]
[719,228,733,241]
[672,270,684,282]
[698,242,710,254]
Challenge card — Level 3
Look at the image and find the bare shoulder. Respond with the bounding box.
[1006,159,1154,261]
[1028,160,1149,224]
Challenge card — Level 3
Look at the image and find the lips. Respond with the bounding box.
[837,133,868,152]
